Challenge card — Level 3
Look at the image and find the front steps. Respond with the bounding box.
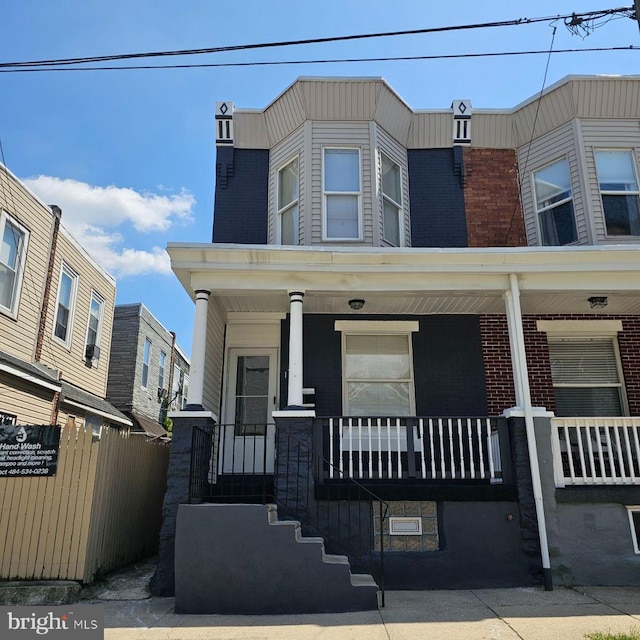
[175,503,379,614]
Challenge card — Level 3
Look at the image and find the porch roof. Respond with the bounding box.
[167,243,640,315]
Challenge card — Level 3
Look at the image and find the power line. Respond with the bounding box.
[0,46,636,74]
[0,7,634,69]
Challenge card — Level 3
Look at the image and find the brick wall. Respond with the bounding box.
[480,314,640,416]
[463,148,527,248]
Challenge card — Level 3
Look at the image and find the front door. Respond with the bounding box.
[221,348,278,474]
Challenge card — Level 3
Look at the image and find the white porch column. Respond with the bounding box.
[504,273,552,589]
[186,289,210,410]
[287,291,305,407]
[503,289,524,408]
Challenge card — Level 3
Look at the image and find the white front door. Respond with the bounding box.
[221,348,278,474]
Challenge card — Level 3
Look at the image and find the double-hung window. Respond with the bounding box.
[0,211,29,318]
[323,148,361,240]
[85,291,104,358]
[547,337,627,416]
[336,321,417,416]
[381,154,402,246]
[54,263,78,347]
[141,338,152,389]
[594,149,640,236]
[532,158,577,245]
[277,158,299,245]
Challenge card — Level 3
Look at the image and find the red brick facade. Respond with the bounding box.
[480,314,640,416]
[463,148,527,248]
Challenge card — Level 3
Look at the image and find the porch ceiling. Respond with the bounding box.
[215,290,640,316]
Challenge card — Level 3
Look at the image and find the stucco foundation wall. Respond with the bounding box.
[550,502,640,586]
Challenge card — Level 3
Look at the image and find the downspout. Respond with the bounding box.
[508,273,553,590]
[35,204,62,362]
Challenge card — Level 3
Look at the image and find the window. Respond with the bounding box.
[323,148,361,240]
[84,413,103,438]
[53,263,78,347]
[181,373,189,409]
[277,158,299,245]
[141,338,152,389]
[342,331,415,416]
[158,351,166,391]
[627,507,640,554]
[0,211,29,318]
[85,292,104,358]
[595,150,640,236]
[532,158,577,245]
[547,337,627,416]
[381,154,402,246]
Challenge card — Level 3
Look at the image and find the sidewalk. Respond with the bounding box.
[81,559,640,640]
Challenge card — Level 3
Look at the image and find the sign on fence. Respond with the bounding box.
[0,425,61,477]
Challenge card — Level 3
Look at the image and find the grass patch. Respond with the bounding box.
[585,629,640,640]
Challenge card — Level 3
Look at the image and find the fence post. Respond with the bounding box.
[150,411,216,597]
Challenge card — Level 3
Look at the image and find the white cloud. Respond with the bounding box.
[23,175,195,278]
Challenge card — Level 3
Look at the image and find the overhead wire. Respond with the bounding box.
[0,46,636,73]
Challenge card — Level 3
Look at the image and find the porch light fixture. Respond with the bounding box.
[348,299,365,310]
[588,296,608,309]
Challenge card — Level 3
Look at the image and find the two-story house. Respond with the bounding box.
[106,303,189,438]
[0,163,130,436]
[154,76,640,613]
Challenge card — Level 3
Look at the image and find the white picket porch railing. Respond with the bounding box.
[552,417,640,487]
[326,417,501,482]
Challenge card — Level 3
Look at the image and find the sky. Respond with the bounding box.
[0,1,638,358]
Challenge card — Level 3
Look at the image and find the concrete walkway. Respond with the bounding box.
[85,581,640,640]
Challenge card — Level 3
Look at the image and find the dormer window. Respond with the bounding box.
[532,157,577,246]
[595,149,640,237]
[323,148,362,241]
[381,154,402,246]
[277,157,299,245]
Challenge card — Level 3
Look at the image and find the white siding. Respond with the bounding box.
[309,121,373,245]
[581,119,640,243]
[517,121,588,246]
[203,297,226,416]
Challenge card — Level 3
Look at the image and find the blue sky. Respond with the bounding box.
[1,1,638,358]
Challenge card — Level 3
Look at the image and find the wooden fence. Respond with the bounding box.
[0,424,169,583]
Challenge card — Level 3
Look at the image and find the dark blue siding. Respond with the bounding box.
[408,149,468,247]
[281,314,487,416]
[212,147,269,244]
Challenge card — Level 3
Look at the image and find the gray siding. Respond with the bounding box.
[264,83,306,147]
[580,119,640,243]
[517,121,589,246]
[310,121,373,245]
[268,125,305,244]
[202,297,225,415]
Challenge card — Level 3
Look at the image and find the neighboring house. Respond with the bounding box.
[0,163,131,435]
[154,76,640,610]
[106,303,189,438]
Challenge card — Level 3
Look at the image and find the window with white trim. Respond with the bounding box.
[85,291,104,357]
[277,157,299,245]
[335,322,418,416]
[532,157,577,246]
[595,149,640,236]
[547,337,627,416]
[381,153,402,246]
[158,351,166,391]
[53,262,78,347]
[627,507,640,554]
[323,148,361,240]
[141,338,152,389]
[0,211,29,318]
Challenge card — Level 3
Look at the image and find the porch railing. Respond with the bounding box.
[320,417,502,483]
[552,417,640,487]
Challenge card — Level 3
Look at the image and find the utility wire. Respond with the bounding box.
[0,7,633,69]
[0,46,636,73]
